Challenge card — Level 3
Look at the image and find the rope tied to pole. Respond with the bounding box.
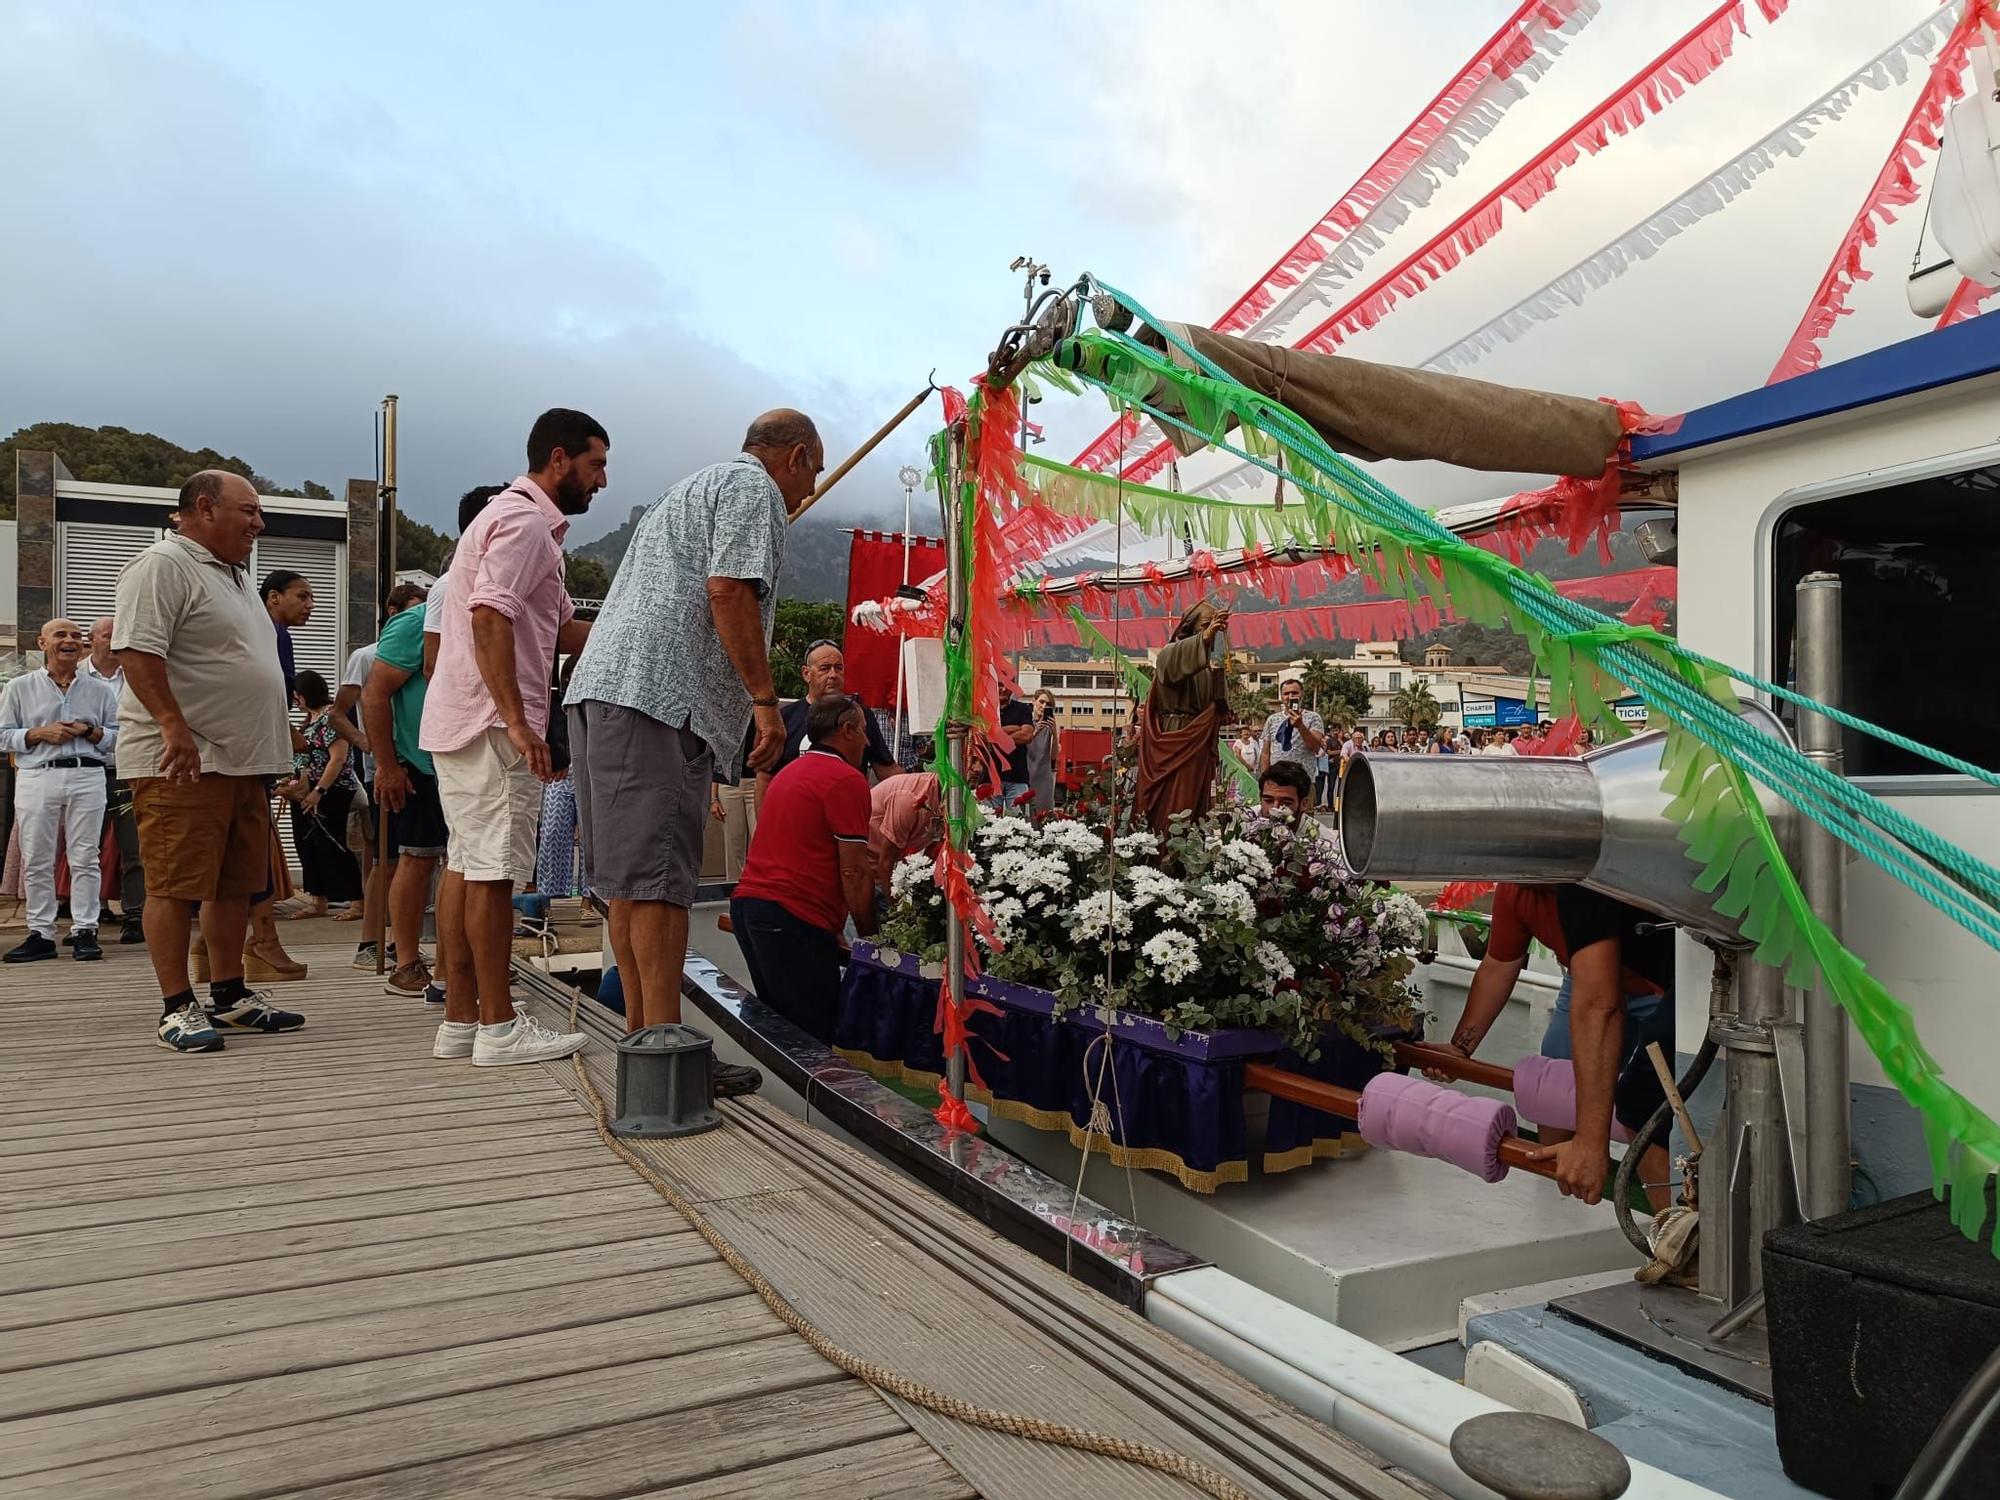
[563,990,1251,1500]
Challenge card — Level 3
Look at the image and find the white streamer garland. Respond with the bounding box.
[1242,0,1604,341]
[1418,7,1957,374]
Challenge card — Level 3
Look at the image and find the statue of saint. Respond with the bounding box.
[1133,599,1231,834]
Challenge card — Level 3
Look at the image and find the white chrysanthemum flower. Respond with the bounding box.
[1069,891,1133,940]
[1201,880,1256,925]
[975,815,1035,850]
[1040,819,1102,856]
[1373,890,1428,951]
[1141,928,1202,985]
[1215,839,1275,881]
[988,895,1027,944]
[986,850,1032,888]
[1253,940,1295,981]
[1020,856,1073,893]
[889,853,934,901]
[1249,939,1295,995]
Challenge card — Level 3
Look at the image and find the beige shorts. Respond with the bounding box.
[432,728,542,884]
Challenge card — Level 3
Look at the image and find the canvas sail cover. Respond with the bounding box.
[1145,322,1624,478]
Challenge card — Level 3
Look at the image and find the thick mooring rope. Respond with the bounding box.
[563,1002,1252,1500]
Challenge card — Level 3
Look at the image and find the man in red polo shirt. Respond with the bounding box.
[730,694,878,1042]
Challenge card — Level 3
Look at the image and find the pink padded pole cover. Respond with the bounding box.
[1511,1054,1633,1144]
[1357,1072,1514,1183]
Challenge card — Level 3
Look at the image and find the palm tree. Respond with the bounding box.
[1299,655,1336,715]
[1390,679,1442,732]
[1228,669,1274,728]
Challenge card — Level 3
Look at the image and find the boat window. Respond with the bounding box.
[1771,466,2000,778]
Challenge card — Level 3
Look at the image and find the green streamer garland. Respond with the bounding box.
[1019,450,1338,555]
[1026,284,2000,1245]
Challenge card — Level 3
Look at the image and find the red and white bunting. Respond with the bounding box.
[1069,0,1602,473]
[1115,0,1792,487]
[1769,0,1998,382]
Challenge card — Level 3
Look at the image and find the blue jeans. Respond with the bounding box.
[1542,973,1675,1132]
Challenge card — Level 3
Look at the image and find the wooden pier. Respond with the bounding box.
[0,940,1423,1499]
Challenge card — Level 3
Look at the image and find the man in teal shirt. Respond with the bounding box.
[360,597,449,1001]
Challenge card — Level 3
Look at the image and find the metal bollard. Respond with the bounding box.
[609,1025,721,1139]
[1448,1412,1631,1500]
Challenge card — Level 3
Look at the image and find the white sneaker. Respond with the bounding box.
[472,1013,586,1068]
[432,1020,477,1059]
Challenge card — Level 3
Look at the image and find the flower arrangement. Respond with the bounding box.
[875,802,1426,1060]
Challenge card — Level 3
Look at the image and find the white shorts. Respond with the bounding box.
[432,728,541,884]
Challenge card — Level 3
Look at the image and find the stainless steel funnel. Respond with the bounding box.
[1335,705,1797,944]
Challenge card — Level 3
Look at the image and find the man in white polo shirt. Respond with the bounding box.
[115,471,305,1054]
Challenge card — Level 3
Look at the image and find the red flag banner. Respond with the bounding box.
[843,530,945,711]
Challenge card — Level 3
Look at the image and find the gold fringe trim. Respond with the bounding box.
[834,1047,1247,1193]
[1064,1128,1246,1194]
[834,1047,946,1094]
[1262,1135,1372,1176]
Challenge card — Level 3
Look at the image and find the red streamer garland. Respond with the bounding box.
[1935,277,1997,329]
[1007,566,1675,653]
[1768,0,1994,384]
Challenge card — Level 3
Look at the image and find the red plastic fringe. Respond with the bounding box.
[1768,1,1992,384]
[967,382,1027,763]
[1005,566,1676,654]
[1071,0,1599,471]
[1434,881,1495,913]
[857,558,1676,652]
[1935,277,1998,329]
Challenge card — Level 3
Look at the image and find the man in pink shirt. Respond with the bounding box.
[869,770,940,899]
[419,408,604,1068]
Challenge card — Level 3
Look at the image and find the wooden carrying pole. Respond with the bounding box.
[1394,1039,1517,1092]
[1243,1063,1559,1181]
[790,380,935,524]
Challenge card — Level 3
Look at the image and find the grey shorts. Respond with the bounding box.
[570,700,712,905]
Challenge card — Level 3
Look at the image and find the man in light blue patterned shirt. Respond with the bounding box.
[565,410,823,1075]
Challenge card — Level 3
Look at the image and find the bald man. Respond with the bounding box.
[116,470,303,1053]
[565,410,822,1084]
[0,618,120,963]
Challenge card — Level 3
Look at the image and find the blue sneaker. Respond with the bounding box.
[210,991,305,1033]
[158,1000,224,1053]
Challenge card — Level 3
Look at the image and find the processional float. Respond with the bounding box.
[914,269,2000,1364]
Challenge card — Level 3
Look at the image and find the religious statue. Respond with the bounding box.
[1133,599,1231,834]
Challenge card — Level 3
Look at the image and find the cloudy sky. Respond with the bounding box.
[0,0,1964,542]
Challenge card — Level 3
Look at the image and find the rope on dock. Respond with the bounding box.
[565,996,1253,1500]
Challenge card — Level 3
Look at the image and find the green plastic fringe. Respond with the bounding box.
[1014,282,2000,1245]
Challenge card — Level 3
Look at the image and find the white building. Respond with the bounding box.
[1014,656,1134,733]
[1245,641,1515,731]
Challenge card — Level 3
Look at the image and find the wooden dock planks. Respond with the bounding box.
[0,943,968,1499]
[0,938,1424,1499]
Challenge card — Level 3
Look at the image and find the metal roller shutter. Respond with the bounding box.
[56,522,164,628]
[250,537,345,689]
